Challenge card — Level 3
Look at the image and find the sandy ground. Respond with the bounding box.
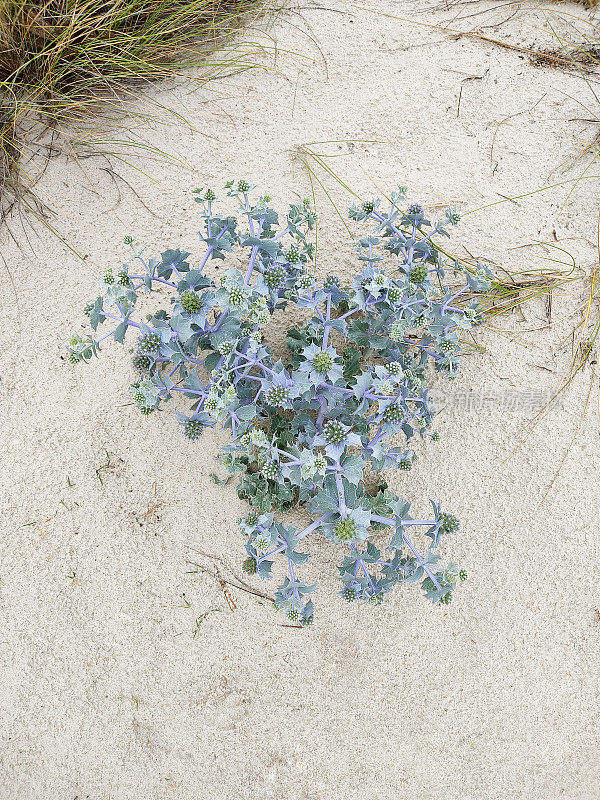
[1,1,599,798]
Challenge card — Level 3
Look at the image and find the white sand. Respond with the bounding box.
[1,1,599,797]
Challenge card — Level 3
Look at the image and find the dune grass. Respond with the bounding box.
[0,0,274,219]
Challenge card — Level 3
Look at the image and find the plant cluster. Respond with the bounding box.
[69,181,492,624]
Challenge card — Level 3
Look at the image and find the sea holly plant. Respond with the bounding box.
[68,181,491,625]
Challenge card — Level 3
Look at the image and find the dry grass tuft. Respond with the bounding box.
[0,0,272,218]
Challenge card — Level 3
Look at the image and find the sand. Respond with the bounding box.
[0,1,599,798]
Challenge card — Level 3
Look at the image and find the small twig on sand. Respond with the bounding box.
[186,547,275,604]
